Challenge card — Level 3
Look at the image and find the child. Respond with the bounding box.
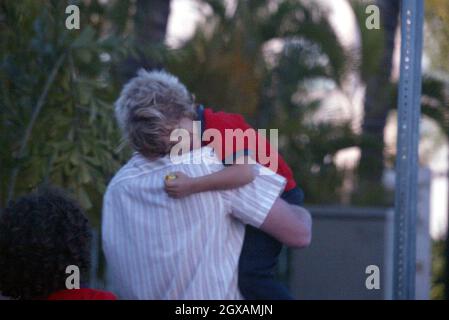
[164,104,305,300]
[0,187,117,300]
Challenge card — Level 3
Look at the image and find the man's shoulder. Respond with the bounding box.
[106,155,151,191]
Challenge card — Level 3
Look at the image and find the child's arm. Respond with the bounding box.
[164,156,255,198]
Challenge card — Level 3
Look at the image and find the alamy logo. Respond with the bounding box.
[65,5,80,30]
[65,265,80,289]
[365,265,380,290]
[365,5,380,30]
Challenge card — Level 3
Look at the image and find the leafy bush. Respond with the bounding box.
[0,1,129,225]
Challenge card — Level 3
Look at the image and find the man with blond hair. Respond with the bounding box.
[102,69,311,299]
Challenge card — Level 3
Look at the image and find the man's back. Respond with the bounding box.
[102,147,285,299]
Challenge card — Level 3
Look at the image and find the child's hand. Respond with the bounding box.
[164,172,196,199]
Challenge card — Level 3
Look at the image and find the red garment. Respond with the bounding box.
[201,107,297,191]
[47,288,117,300]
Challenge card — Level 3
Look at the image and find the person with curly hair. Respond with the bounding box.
[0,187,116,300]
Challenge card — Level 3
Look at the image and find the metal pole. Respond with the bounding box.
[393,0,424,300]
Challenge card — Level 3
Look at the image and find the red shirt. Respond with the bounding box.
[199,106,297,191]
[47,288,117,300]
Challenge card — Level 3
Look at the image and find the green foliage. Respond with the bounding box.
[0,1,129,225]
[425,0,449,73]
[268,41,357,203]
[431,239,446,300]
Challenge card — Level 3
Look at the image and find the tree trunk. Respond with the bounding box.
[356,0,400,205]
[118,0,171,83]
[444,151,449,300]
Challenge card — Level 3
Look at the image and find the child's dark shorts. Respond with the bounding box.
[238,187,305,300]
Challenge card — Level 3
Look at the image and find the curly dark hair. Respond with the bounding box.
[0,187,92,300]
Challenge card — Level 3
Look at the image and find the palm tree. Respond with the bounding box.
[0,1,127,218]
[117,0,171,82]
[350,0,401,205]
[167,0,356,206]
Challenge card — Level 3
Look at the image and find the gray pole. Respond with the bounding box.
[393,0,424,300]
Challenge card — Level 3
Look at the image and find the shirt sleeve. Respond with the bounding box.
[226,164,286,228]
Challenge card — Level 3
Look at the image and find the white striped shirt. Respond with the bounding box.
[102,147,286,300]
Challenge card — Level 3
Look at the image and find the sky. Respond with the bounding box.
[167,0,448,239]
[166,0,204,48]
